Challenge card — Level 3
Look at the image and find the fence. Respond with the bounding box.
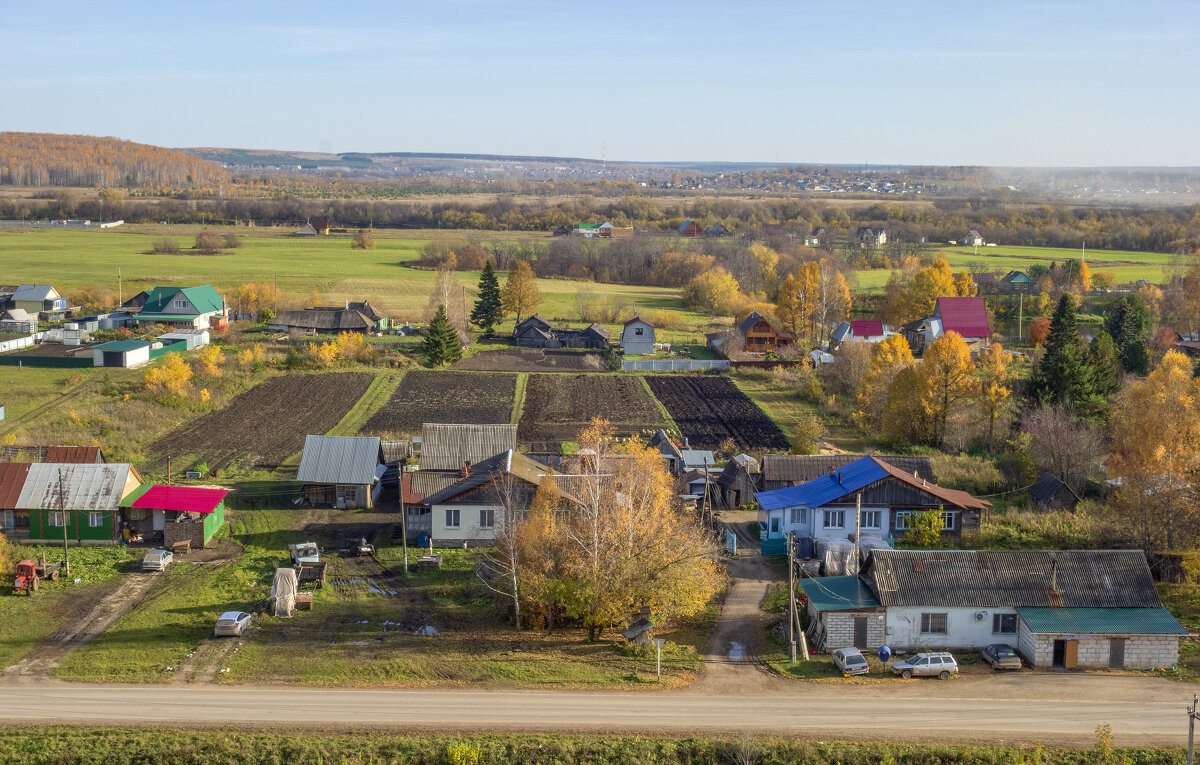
[621,358,731,372]
[0,332,46,354]
[0,354,91,368]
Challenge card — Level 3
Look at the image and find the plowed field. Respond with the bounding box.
[645,376,789,451]
[452,348,608,372]
[360,371,516,436]
[149,372,373,473]
[518,374,666,445]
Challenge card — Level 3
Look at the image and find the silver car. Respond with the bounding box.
[892,651,958,679]
[141,549,173,572]
[831,647,870,676]
[214,611,252,637]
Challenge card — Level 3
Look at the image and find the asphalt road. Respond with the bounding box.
[1,678,1190,746]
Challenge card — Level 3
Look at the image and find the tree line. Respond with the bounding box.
[0,132,227,189]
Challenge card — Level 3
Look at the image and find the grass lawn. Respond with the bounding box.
[731,371,876,453]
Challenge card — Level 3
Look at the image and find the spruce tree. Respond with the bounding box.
[470,261,503,337]
[422,304,462,366]
[1030,294,1098,413]
[1086,332,1123,414]
[1104,295,1151,375]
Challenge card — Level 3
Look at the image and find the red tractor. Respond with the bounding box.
[13,557,62,595]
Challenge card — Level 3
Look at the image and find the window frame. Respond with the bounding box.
[444,508,460,529]
[860,510,881,529]
[992,613,1018,634]
[789,507,807,526]
[822,509,845,529]
[87,511,103,528]
[49,511,65,527]
[479,508,495,529]
[894,511,912,531]
[920,612,948,635]
[941,511,957,531]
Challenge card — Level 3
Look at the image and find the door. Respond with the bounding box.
[152,510,165,531]
[103,351,123,367]
[1064,639,1078,669]
[1052,640,1066,668]
[853,616,868,650]
[1109,639,1126,669]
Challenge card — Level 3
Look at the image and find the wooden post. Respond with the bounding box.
[57,468,69,575]
[399,458,408,573]
[854,492,862,576]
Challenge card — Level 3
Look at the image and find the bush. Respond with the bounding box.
[150,237,179,254]
[193,231,224,254]
[222,233,243,249]
[352,229,377,250]
[930,454,1004,494]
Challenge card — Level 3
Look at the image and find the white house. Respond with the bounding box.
[829,320,887,350]
[422,450,555,545]
[621,317,656,355]
[963,230,984,246]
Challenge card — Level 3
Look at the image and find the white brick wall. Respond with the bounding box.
[820,611,887,652]
[1022,630,1179,669]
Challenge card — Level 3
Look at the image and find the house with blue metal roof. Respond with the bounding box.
[755,455,989,555]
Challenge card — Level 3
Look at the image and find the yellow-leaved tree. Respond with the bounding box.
[682,268,740,315]
[501,261,541,326]
[191,344,225,377]
[1108,350,1200,551]
[895,258,957,324]
[856,334,914,428]
[954,270,977,297]
[748,243,780,296]
[914,331,976,448]
[976,343,1013,451]
[143,352,192,396]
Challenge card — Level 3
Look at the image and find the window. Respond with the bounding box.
[173,299,188,309]
[941,511,956,530]
[860,510,881,529]
[789,507,807,525]
[993,614,1017,634]
[479,509,495,529]
[49,511,65,527]
[634,327,644,335]
[920,613,948,634]
[823,510,845,529]
[88,512,103,528]
[444,508,460,529]
[894,511,912,531]
[0,509,11,529]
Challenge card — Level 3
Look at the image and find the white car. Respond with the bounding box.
[141,549,173,572]
[831,647,870,676]
[892,651,959,679]
[214,611,252,637]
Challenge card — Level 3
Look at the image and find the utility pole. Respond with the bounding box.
[702,457,712,530]
[853,493,862,576]
[400,457,408,573]
[57,468,69,575]
[273,275,278,315]
[1018,287,1025,344]
[118,267,122,306]
[787,531,796,663]
[1189,693,1199,765]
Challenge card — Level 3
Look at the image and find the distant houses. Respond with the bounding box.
[514,315,610,349]
[829,319,887,349]
[677,220,701,237]
[571,221,632,238]
[269,301,390,336]
[902,296,991,353]
[122,285,228,331]
[856,227,887,245]
[963,230,985,246]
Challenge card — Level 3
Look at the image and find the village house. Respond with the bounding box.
[859,549,1186,668]
[829,319,887,350]
[902,296,991,353]
[705,223,731,237]
[645,429,714,475]
[0,463,31,536]
[296,435,386,509]
[513,315,610,349]
[269,301,390,336]
[755,455,989,557]
[804,227,826,247]
[1028,473,1081,511]
[677,220,701,237]
[8,284,66,317]
[707,311,794,360]
[20,462,143,545]
[620,317,655,355]
[422,450,556,545]
[574,221,630,238]
[856,227,887,245]
[972,272,999,294]
[997,270,1034,294]
[124,285,228,331]
[759,454,932,492]
[121,484,227,549]
[550,224,571,236]
[963,230,985,246]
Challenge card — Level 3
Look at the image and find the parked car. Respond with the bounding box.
[981,643,1023,671]
[891,651,959,679]
[214,611,252,637]
[831,647,869,676]
[141,549,173,572]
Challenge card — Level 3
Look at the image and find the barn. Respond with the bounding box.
[91,340,157,368]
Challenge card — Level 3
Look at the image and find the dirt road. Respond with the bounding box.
[0,679,1189,746]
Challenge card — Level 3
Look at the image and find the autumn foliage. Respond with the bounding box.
[143,352,193,396]
[0,131,227,187]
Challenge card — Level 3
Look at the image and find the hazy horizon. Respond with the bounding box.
[4,0,1198,167]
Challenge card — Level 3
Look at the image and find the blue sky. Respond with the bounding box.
[3,1,1198,166]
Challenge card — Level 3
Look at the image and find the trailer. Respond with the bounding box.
[296,560,326,588]
[13,556,62,595]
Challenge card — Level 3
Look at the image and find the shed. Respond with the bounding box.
[0,308,37,334]
[621,317,656,355]
[419,424,517,471]
[19,463,143,544]
[1027,473,1080,511]
[296,435,385,509]
[157,329,211,350]
[126,484,228,548]
[800,574,885,652]
[45,446,105,464]
[91,340,156,368]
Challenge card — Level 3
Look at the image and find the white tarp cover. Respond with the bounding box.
[816,539,856,576]
[272,567,298,617]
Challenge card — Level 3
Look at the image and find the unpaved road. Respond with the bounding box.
[0,677,1189,746]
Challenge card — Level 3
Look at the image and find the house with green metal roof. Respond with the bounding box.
[132,285,227,330]
[799,574,884,653]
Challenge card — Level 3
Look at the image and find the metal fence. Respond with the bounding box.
[621,359,731,372]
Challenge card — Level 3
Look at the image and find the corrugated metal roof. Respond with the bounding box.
[380,440,410,464]
[851,320,884,337]
[421,450,554,506]
[1016,607,1188,635]
[16,463,140,511]
[872,458,990,511]
[756,456,889,510]
[44,446,103,464]
[12,284,55,302]
[420,424,516,471]
[1029,473,1079,506]
[681,450,716,469]
[761,454,932,484]
[934,296,991,338]
[132,485,227,514]
[296,436,382,485]
[801,575,881,612]
[866,550,1163,609]
[0,463,31,508]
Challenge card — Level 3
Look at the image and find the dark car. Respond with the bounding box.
[981,643,1022,670]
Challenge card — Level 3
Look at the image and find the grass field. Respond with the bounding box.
[0,727,1180,765]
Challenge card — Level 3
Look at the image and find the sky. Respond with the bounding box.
[3,0,1198,166]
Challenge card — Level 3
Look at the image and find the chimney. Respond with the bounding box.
[460,461,471,479]
[1047,556,1063,606]
[345,298,350,310]
[681,437,689,448]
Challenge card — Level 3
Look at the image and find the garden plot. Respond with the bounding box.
[517,374,667,445]
[645,376,790,451]
[360,371,516,436]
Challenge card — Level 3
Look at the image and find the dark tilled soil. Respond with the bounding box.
[517,374,666,444]
[148,372,373,473]
[360,371,516,436]
[646,376,790,451]
[451,348,609,373]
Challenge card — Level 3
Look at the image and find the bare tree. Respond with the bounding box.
[1022,405,1105,493]
[477,474,530,629]
[427,266,469,345]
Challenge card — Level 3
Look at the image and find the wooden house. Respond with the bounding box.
[419,424,517,471]
[513,315,610,349]
[296,435,385,509]
[1028,473,1081,511]
[20,463,143,545]
[716,454,760,508]
[620,317,655,355]
[269,301,388,335]
[677,220,701,237]
[759,454,932,492]
[551,225,571,236]
[705,223,731,237]
[737,311,793,354]
[309,218,332,235]
[422,450,556,545]
[0,463,31,536]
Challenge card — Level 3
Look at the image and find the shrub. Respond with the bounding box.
[150,237,179,254]
[193,231,223,254]
[352,229,377,250]
[930,454,1004,494]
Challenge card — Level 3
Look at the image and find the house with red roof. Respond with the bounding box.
[902,296,992,353]
[122,484,227,549]
[830,319,888,349]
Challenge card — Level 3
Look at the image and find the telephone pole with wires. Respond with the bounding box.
[1188,693,1199,765]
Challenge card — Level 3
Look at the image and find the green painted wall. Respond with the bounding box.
[29,508,115,542]
[203,501,225,543]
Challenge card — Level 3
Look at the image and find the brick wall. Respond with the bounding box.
[820,611,887,652]
[1026,632,1179,669]
[163,521,204,550]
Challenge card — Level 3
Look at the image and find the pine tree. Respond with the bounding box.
[1030,294,1100,416]
[1089,332,1123,403]
[422,304,462,366]
[1104,295,1152,375]
[470,261,503,337]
